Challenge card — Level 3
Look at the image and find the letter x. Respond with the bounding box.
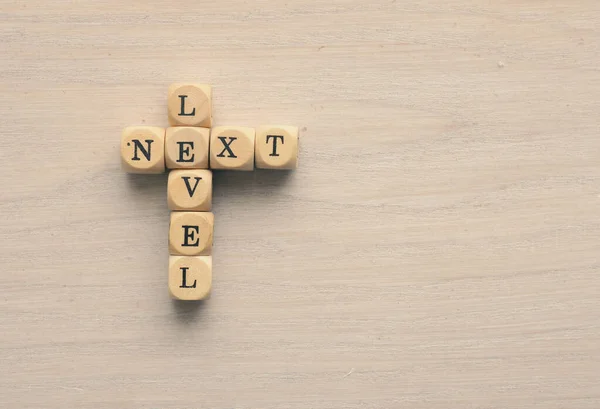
[216,136,237,158]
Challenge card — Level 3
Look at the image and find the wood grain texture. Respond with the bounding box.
[1,1,599,408]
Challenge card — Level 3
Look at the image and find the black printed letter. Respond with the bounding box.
[266,135,284,157]
[216,136,238,158]
[178,95,196,116]
[182,225,200,247]
[181,176,202,197]
[130,139,153,161]
[179,267,197,288]
[177,141,195,162]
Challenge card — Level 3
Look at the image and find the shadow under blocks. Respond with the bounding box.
[119,82,299,311]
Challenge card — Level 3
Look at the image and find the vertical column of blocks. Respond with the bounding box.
[166,83,215,301]
[168,211,214,300]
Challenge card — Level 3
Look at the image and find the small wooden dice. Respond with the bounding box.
[120,83,299,301]
[169,256,212,301]
[168,169,212,211]
[209,126,256,171]
[165,127,210,169]
[255,125,299,169]
[168,83,212,127]
[169,211,214,256]
[121,126,165,173]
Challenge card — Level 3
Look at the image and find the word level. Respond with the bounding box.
[120,83,299,302]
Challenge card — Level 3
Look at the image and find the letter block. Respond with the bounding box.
[169,256,212,301]
[120,126,165,173]
[209,126,255,171]
[168,169,212,211]
[165,127,210,169]
[255,125,299,169]
[168,83,212,127]
[169,211,214,256]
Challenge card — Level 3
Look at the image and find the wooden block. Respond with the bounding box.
[120,126,165,173]
[167,169,212,211]
[255,125,299,169]
[165,127,210,169]
[209,126,255,171]
[169,256,212,301]
[167,83,212,127]
[169,211,214,256]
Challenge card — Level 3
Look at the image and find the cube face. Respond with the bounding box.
[167,169,212,211]
[209,126,255,171]
[120,126,165,173]
[167,83,212,127]
[255,125,299,169]
[165,127,210,169]
[169,256,212,301]
[169,211,214,256]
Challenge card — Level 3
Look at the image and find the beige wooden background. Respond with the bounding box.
[1,1,599,408]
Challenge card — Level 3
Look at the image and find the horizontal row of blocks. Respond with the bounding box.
[121,125,299,173]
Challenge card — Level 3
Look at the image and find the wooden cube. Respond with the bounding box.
[167,169,212,211]
[169,256,212,301]
[255,125,299,169]
[120,126,165,173]
[165,127,210,169]
[167,83,212,127]
[209,126,255,171]
[169,211,214,256]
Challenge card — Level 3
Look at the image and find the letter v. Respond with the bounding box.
[181,176,202,197]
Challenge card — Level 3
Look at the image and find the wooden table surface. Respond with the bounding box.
[1,1,599,408]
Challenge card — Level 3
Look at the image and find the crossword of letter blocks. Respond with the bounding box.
[120,82,299,301]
